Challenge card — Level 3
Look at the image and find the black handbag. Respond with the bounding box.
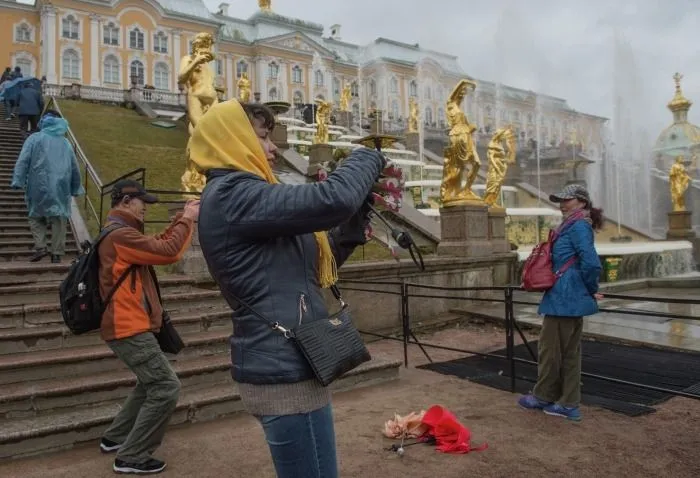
[232,285,371,387]
[148,266,185,355]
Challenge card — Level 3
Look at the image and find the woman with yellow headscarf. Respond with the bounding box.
[192,100,385,478]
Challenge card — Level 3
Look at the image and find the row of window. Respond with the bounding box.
[61,50,170,89]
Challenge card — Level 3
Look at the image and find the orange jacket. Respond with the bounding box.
[98,209,193,341]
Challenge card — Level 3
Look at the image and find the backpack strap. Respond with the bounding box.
[95,223,137,311]
[554,256,577,278]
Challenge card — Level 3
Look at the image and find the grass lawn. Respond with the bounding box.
[58,99,188,234]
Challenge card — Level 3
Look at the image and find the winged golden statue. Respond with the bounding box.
[314,99,332,144]
[483,126,516,208]
[670,155,691,212]
[408,97,419,133]
[440,79,480,206]
[340,84,351,112]
[259,0,272,12]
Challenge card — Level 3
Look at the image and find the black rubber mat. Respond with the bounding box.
[418,339,700,417]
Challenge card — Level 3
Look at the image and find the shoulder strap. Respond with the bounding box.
[97,223,136,310]
[147,265,163,304]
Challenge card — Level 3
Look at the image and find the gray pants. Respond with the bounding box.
[533,315,583,408]
[28,216,67,256]
[104,333,181,464]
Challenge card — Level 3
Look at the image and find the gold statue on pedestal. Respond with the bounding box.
[259,0,272,12]
[483,126,516,208]
[670,155,691,212]
[178,32,218,193]
[314,99,332,144]
[340,84,351,112]
[440,79,480,206]
[408,97,419,133]
[237,72,251,103]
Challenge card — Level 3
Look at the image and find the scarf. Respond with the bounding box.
[188,100,338,288]
[555,208,589,236]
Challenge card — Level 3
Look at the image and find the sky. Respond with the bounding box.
[200,0,700,137]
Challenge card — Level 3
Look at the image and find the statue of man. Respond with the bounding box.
[178,32,218,135]
[237,72,251,103]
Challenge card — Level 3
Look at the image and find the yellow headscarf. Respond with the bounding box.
[189,100,338,288]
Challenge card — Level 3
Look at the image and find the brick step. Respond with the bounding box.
[0,308,231,354]
[0,248,80,262]
[0,357,400,459]
[0,288,227,328]
[0,274,203,306]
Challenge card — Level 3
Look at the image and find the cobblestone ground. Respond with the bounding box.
[1,323,698,478]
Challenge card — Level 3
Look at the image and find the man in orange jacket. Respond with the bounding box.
[97,179,199,475]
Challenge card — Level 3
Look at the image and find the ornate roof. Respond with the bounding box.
[155,0,214,20]
[654,72,700,157]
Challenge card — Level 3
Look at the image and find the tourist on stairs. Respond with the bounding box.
[17,81,44,138]
[10,110,84,263]
[193,101,384,478]
[98,180,200,475]
[518,184,604,421]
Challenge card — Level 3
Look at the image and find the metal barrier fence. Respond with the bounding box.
[340,279,700,401]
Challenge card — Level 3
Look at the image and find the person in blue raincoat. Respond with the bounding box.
[518,184,603,422]
[11,110,85,263]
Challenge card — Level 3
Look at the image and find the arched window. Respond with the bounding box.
[15,57,33,77]
[268,62,279,79]
[103,22,119,46]
[352,103,359,117]
[390,77,398,94]
[485,105,493,117]
[369,79,376,96]
[500,109,508,121]
[527,112,534,124]
[62,15,79,40]
[315,70,324,87]
[513,111,521,122]
[333,77,340,95]
[292,65,303,83]
[424,86,431,100]
[236,60,248,78]
[130,60,144,86]
[350,81,358,97]
[437,108,445,127]
[409,80,417,97]
[103,55,120,84]
[391,100,399,119]
[129,28,144,50]
[293,90,304,105]
[269,87,278,101]
[62,49,80,79]
[153,31,168,54]
[425,107,433,125]
[15,23,31,43]
[154,63,169,90]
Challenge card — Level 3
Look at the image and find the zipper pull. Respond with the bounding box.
[298,293,307,325]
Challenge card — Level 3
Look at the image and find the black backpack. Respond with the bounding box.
[59,224,136,335]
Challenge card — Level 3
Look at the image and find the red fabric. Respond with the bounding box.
[521,230,575,292]
[420,405,487,454]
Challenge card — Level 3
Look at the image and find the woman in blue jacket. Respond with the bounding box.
[519,184,603,421]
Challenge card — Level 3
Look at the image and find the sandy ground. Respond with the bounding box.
[1,323,699,478]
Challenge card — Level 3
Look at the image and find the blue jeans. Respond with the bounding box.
[257,404,338,478]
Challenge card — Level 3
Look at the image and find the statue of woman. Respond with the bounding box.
[340,85,351,112]
[237,72,251,103]
[483,126,516,208]
[670,155,691,211]
[408,97,419,133]
[314,99,331,144]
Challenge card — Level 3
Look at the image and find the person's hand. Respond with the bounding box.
[194,53,212,66]
[593,293,604,301]
[182,199,200,221]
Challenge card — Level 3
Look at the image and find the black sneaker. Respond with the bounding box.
[29,249,48,262]
[99,437,122,453]
[113,458,166,474]
[51,255,61,263]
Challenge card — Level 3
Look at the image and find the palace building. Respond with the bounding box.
[0,0,606,154]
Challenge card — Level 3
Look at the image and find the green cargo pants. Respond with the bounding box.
[28,216,67,256]
[533,315,583,408]
[104,332,181,464]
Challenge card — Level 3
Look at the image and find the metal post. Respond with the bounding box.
[505,287,516,393]
[401,281,409,368]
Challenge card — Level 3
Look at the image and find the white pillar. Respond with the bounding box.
[42,5,57,83]
[325,65,333,103]
[256,57,266,100]
[89,14,100,86]
[226,55,234,100]
[404,77,410,118]
[172,29,181,91]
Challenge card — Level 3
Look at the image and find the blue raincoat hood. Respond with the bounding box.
[39,116,69,136]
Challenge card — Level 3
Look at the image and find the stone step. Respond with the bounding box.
[0,288,227,328]
[0,248,80,262]
[0,329,231,389]
[0,357,400,459]
[0,262,71,285]
[0,208,29,217]
[0,308,231,354]
[0,239,79,254]
[0,230,74,241]
[0,201,27,208]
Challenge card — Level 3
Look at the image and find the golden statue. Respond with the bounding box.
[670,155,691,212]
[259,0,272,11]
[314,99,332,144]
[440,79,480,206]
[178,32,218,193]
[340,84,351,112]
[237,72,251,103]
[483,126,516,208]
[408,97,419,133]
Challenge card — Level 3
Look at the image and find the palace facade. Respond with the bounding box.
[0,0,607,155]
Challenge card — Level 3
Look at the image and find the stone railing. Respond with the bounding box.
[41,83,185,108]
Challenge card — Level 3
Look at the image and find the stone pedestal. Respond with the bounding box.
[308,143,333,176]
[667,210,696,239]
[336,111,353,129]
[488,207,510,253]
[167,205,209,279]
[271,122,289,149]
[405,132,420,154]
[437,202,493,257]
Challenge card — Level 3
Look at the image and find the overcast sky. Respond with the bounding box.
[201,0,700,136]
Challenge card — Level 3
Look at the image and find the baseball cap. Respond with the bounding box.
[110,179,158,206]
[549,184,591,204]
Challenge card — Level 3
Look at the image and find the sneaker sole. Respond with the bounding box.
[100,443,121,453]
[113,463,166,475]
[543,409,582,421]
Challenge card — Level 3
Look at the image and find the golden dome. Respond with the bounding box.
[668,72,692,113]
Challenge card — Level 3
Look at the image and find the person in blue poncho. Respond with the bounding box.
[11,110,85,263]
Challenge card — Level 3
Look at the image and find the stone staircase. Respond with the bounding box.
[0,103,400,459]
